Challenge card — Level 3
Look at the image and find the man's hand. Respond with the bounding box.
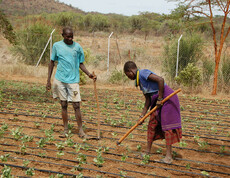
[46,81,51,91]
[89,73,97,81]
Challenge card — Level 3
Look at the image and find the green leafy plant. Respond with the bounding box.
[11,127,22,140]
[1,165,13,178]
[176,63,202,88]
[93,147,104,167]
[141,154,150,164]
[55,142,65,150]
[25,167,35,176]
[137,144,142,151]
[0,154,10,162]
[23,160,30,167]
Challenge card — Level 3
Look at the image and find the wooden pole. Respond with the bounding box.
[117,88,182,145]
[93,72,101,139]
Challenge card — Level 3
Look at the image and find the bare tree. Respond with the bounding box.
[170,0,230,95]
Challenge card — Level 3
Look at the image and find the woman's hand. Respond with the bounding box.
[138,115,144,125]
[156,98,163,108]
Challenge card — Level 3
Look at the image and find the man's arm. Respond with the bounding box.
[80,63,96,80]
[46,60,55,91]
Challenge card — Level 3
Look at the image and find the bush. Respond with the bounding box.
[222,56,230,86]
[202,58,214,84]
[109,70,128,84]
[176,63,202,88]
[162,33,203,82]
[13,22,61,65]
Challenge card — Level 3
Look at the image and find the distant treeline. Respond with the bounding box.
[13,10,228,38]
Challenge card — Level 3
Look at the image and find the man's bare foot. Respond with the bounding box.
[160,157,173,164]
[78,130,88,139]
[59,129,68,138]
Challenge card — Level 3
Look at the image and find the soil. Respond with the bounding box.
[0,75,229,177]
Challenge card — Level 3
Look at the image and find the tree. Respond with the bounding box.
[0,0,17,45]
[170,0,230,95]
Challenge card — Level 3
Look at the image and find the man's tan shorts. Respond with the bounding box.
[52,78,81,102]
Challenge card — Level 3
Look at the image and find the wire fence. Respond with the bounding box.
[13,31,230,94]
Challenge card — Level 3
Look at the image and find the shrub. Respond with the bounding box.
[13,22,61,65]
[202,58,214,84]
[162,33,203,83]
[176,63,202,88]
[222,55,230,86]
[108,70,128,84]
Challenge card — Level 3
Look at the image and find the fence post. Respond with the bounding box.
[176,34,183,77]
[36,29,55,67]
[107,32,113,73]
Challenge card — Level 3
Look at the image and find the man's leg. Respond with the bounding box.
[72,102,86,137]
[60,100,68,134]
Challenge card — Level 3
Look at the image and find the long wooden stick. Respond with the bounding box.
[117,88,182,145]
[93,72,101,139]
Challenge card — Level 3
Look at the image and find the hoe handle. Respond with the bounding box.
[93,72,101,139]
[117,88,181,145]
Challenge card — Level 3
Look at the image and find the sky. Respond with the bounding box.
[59,0,179,16]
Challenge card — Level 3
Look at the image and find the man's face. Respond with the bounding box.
[63,30,73,45]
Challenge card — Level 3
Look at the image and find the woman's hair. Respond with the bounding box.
[124,61,137,72]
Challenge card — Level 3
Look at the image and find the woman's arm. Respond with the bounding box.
[148,73,164,99]
[140,93,151,117]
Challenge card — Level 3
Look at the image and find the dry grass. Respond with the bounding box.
[0,33,229,99]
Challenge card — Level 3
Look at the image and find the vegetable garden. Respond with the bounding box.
[0,79,229,177]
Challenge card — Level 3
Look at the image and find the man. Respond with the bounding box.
[46,27,96,138]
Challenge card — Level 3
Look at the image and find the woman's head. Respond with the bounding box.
[124,61,137,80]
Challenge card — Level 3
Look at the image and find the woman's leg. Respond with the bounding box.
[161,144,173,163]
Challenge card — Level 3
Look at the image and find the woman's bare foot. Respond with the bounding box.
[160,157,173,164]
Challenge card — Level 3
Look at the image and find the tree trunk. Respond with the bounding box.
[212,55,220,95]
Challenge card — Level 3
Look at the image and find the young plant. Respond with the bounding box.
[36,138,47,148]
[1,122,8,131]
[74,144,82,152]
[141,154,150,164]
[179,141,187,147]
[77,153,87,164]
[11,127,22,140]
[93,147,104,167]
[156,148,162,154]
[137,144,142,151]
[21,135,33,143]
[20,144,27,154]
[23,160,30,167]
[1,165,13,178]
[55,142,65,150]
[121,153,128,161]
[120,171,127,178]
[56,151,64,158]
[198,141,209,151]
[25,167,35,176]
[0,154,10,162]
[65,138,75,147]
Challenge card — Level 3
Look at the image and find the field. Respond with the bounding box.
[0,78,230,177]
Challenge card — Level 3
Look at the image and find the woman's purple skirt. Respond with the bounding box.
[151,85,182,131]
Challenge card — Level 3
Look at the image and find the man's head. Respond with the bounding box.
[124,61,137,80]
[62,27,74,45]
